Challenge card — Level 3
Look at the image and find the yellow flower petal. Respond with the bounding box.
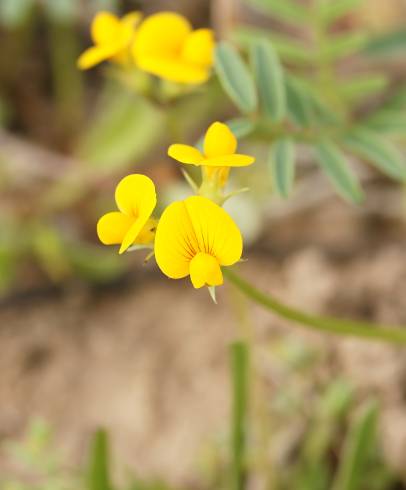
[204,122,237,158]
[119,218,146,254]
[115,174,156,218]
[184,196,242,265]
[154,201,197,279]
[91,11,121,45]
[133,12,191,60]
[203,154,255,167]
[168,144,204,164]
[182,28,214,67]
[135,56,210,84]
[77,44,121,69]
[97,212,134,245]
[154,196,242,284]
[189,252,223,288]
[121,11,142,29]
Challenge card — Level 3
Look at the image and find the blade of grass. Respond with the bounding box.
[230,341,249,490]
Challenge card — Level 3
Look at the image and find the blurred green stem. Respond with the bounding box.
[224,269,406,345]
[230,341,249,490]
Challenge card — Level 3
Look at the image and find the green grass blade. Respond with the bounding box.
[332,401,379,490]
[230,341,249,490]
[215,42,258,114]
[343,128,406,181]
[315,140,364,204]
[87,429,112,490]
[270,138,295,198]
[250,39,286,122]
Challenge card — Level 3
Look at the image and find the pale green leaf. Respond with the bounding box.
[215,42,258,114]
[319,0,364,25]
[251,38,286,122]
[343,128,406,181]
[0,0,34,27]
[339,75,388,101]
[315,140,364,204]
[226,117,256,139]
[270,138,295,198]
[320,32,368,60]
[245,0,309,24]
[364,109,406,135]
[286,77,313,127]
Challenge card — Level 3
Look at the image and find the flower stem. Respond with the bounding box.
[230,341,249,490]
[223,269,406,345]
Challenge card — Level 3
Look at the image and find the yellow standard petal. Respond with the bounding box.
[168,144,204,165]
[115,174,156,218]
[204,122,237,158]
[155,196,242,288]
[97,211,134,245]
[133,12,191,61]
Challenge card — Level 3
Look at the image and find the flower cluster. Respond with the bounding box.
[97,122,255,293]
[78,11,215,85]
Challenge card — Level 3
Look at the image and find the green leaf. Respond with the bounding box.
[333,401,379,490]
[245,0,309,24]
[215,42,257,114]
[226,117,256,139]
[320,32,368,60]
[87,429,112,490]
[364,109,406,135]
[43,0,76,23]
[270,138,295,198]
[250,39,286,122]
[364,28,406,58]
[339,75,388,101]
[285,77,313,127]
[319,0,364,25]
[77,84,165,170]
[233,27,312,65]
[343,128,406,181]
[315,140,364,204]
[0,0,34,27]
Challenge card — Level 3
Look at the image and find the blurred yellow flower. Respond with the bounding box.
[168,121,255,168]
[97,174,157,254]
[78,11,141,70]
[154,196,242,288]
[132,12,214,84]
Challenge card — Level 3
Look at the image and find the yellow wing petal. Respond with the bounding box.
[133,12,191,60]
[97,211,134,245]
[119,218,147,254]
[91,11,120,45]
[182,29,215,67]
[115,174,156,218]
[189,253,223,288]
[154,201,198,279]
[184,196,242,265]
[135,56,210,84]
[77,44,120,69]
[202,154,255,167]
[204,122,237,158]
[121,11,142,29]
[168,144,204,165]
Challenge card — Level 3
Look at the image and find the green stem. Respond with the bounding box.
[224,269,406,345]
[230,341,249,490]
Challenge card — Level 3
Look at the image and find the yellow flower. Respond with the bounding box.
[154,196,242,288]
[168,121,255,168]
[97,174,157,254]
[78,11,141,70]
[132,12,214,84]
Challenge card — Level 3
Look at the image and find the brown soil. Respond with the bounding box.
[1,193,406,485]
